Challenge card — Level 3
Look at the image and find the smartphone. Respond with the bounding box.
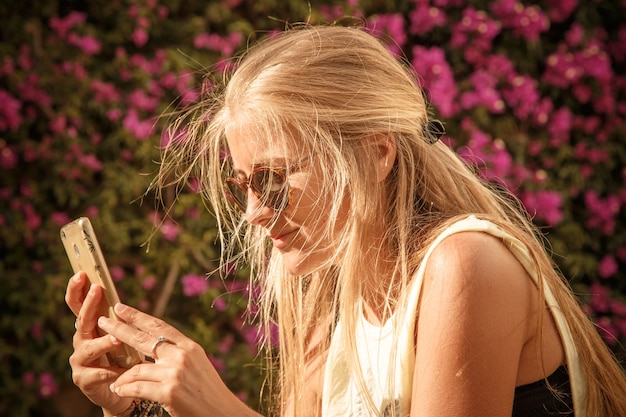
[60,217,143,368]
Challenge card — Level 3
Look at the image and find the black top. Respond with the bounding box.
[512,365,574,416]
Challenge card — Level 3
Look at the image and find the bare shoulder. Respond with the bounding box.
[423,230,534,298]
[411,230,539,415]
[418,229,538,359]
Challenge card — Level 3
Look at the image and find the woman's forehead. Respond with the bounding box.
[225,125,304,167]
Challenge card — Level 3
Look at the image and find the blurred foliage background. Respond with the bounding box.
[1,0,625,416]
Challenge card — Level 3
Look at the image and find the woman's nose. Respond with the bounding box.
[244,188,273,225]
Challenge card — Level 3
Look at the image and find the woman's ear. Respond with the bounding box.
[376,133,397,182]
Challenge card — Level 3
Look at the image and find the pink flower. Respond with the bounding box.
[79,154,103,171]
[181,274,209,297]
[142,276,156,290]
[522,190,563,226]
[38,372,58,398]
[0,89,23,131]
[0,143,17,169]
[160,219,179,241]
[67,33,102,55]
[450,8,501,64]
[123,108,154,140]
[19,74,52,107]
[598,255,618,279]
[218,334,234,354]
[545,0,578,23]
[502,75,540,120]
[50,212,71,226]
[110,266,125,282]
[132,28,149,47]
[367,13,407,56]
[23,371,36,386]
[584,190,621,235]
[411,46,459,117]
[91,80,121,103]
[127,89,159,112]
[547,107,573,147]
[490,0,549,41]
[49,11,86,38]
[409,3,447,35]
[589,282,610,313]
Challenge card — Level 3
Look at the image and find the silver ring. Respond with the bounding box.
[74,319,92,335]
[150,336,175,359]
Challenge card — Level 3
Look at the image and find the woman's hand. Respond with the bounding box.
[65,272,134,416]
[97,298,260,417]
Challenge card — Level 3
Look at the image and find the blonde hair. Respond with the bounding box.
[157,25,626,417]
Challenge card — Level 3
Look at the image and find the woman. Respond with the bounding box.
[66,25,626,417]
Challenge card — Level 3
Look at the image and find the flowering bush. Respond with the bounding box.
[1,0,624,415]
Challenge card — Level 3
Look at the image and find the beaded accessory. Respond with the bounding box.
[129,399,164,417]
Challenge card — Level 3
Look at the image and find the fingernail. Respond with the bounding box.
[73,274,82,283]
[114,303,126,313]
[98,316,107,327]
[88,284,97,296]
[109,383,115,392]
[110,335,121,345]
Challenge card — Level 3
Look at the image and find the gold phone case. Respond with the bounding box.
[60,217,142,368]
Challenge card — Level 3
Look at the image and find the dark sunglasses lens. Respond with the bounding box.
[224,180,247,211]
[251,169,288,210]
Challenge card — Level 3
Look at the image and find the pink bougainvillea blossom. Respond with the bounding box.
[67,33,102,55]
[547,107,573,147]
[127,89,159,112]
[181,274,209,297]
[450,7,501,64]
[142,275,156,291]
[91,80,121,103]
[0,90,22,131]
[545,0,578,23]
[49,11,86,39]
[18,74,52,108]
[490,0,549,41]
[159,218,180,241]
[194,32,243,56]
[584,190,621,235]
[598,255,618,279]
[109,266,125,282]
[460,70,505,114]
[123,108,155,140]
[521,190,564,226]
[367,13,407,56]
[38,372,58,398]
[132,28,149,47]
[50,212,71,226]
[409,2,447,35]
[411,45,459,117]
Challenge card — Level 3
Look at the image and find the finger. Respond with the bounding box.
[65,272,89,316]
[98,307,182,360]
[74,284,107,339]
[73,364,125,394]
[71,333,124,368]
[110,362,179,406]
[115,303,184,342]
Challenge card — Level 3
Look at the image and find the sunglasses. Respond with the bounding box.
[223,165,294,213]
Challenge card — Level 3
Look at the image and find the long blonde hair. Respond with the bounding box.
[157,25,626,417]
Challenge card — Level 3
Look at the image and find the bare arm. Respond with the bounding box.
[410,232,537,416]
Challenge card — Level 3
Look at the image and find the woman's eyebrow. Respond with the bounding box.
[231,157,291,176]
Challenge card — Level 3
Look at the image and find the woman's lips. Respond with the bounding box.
[269,229,297,249]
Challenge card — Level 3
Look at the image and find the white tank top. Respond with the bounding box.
[321,216,587,416]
